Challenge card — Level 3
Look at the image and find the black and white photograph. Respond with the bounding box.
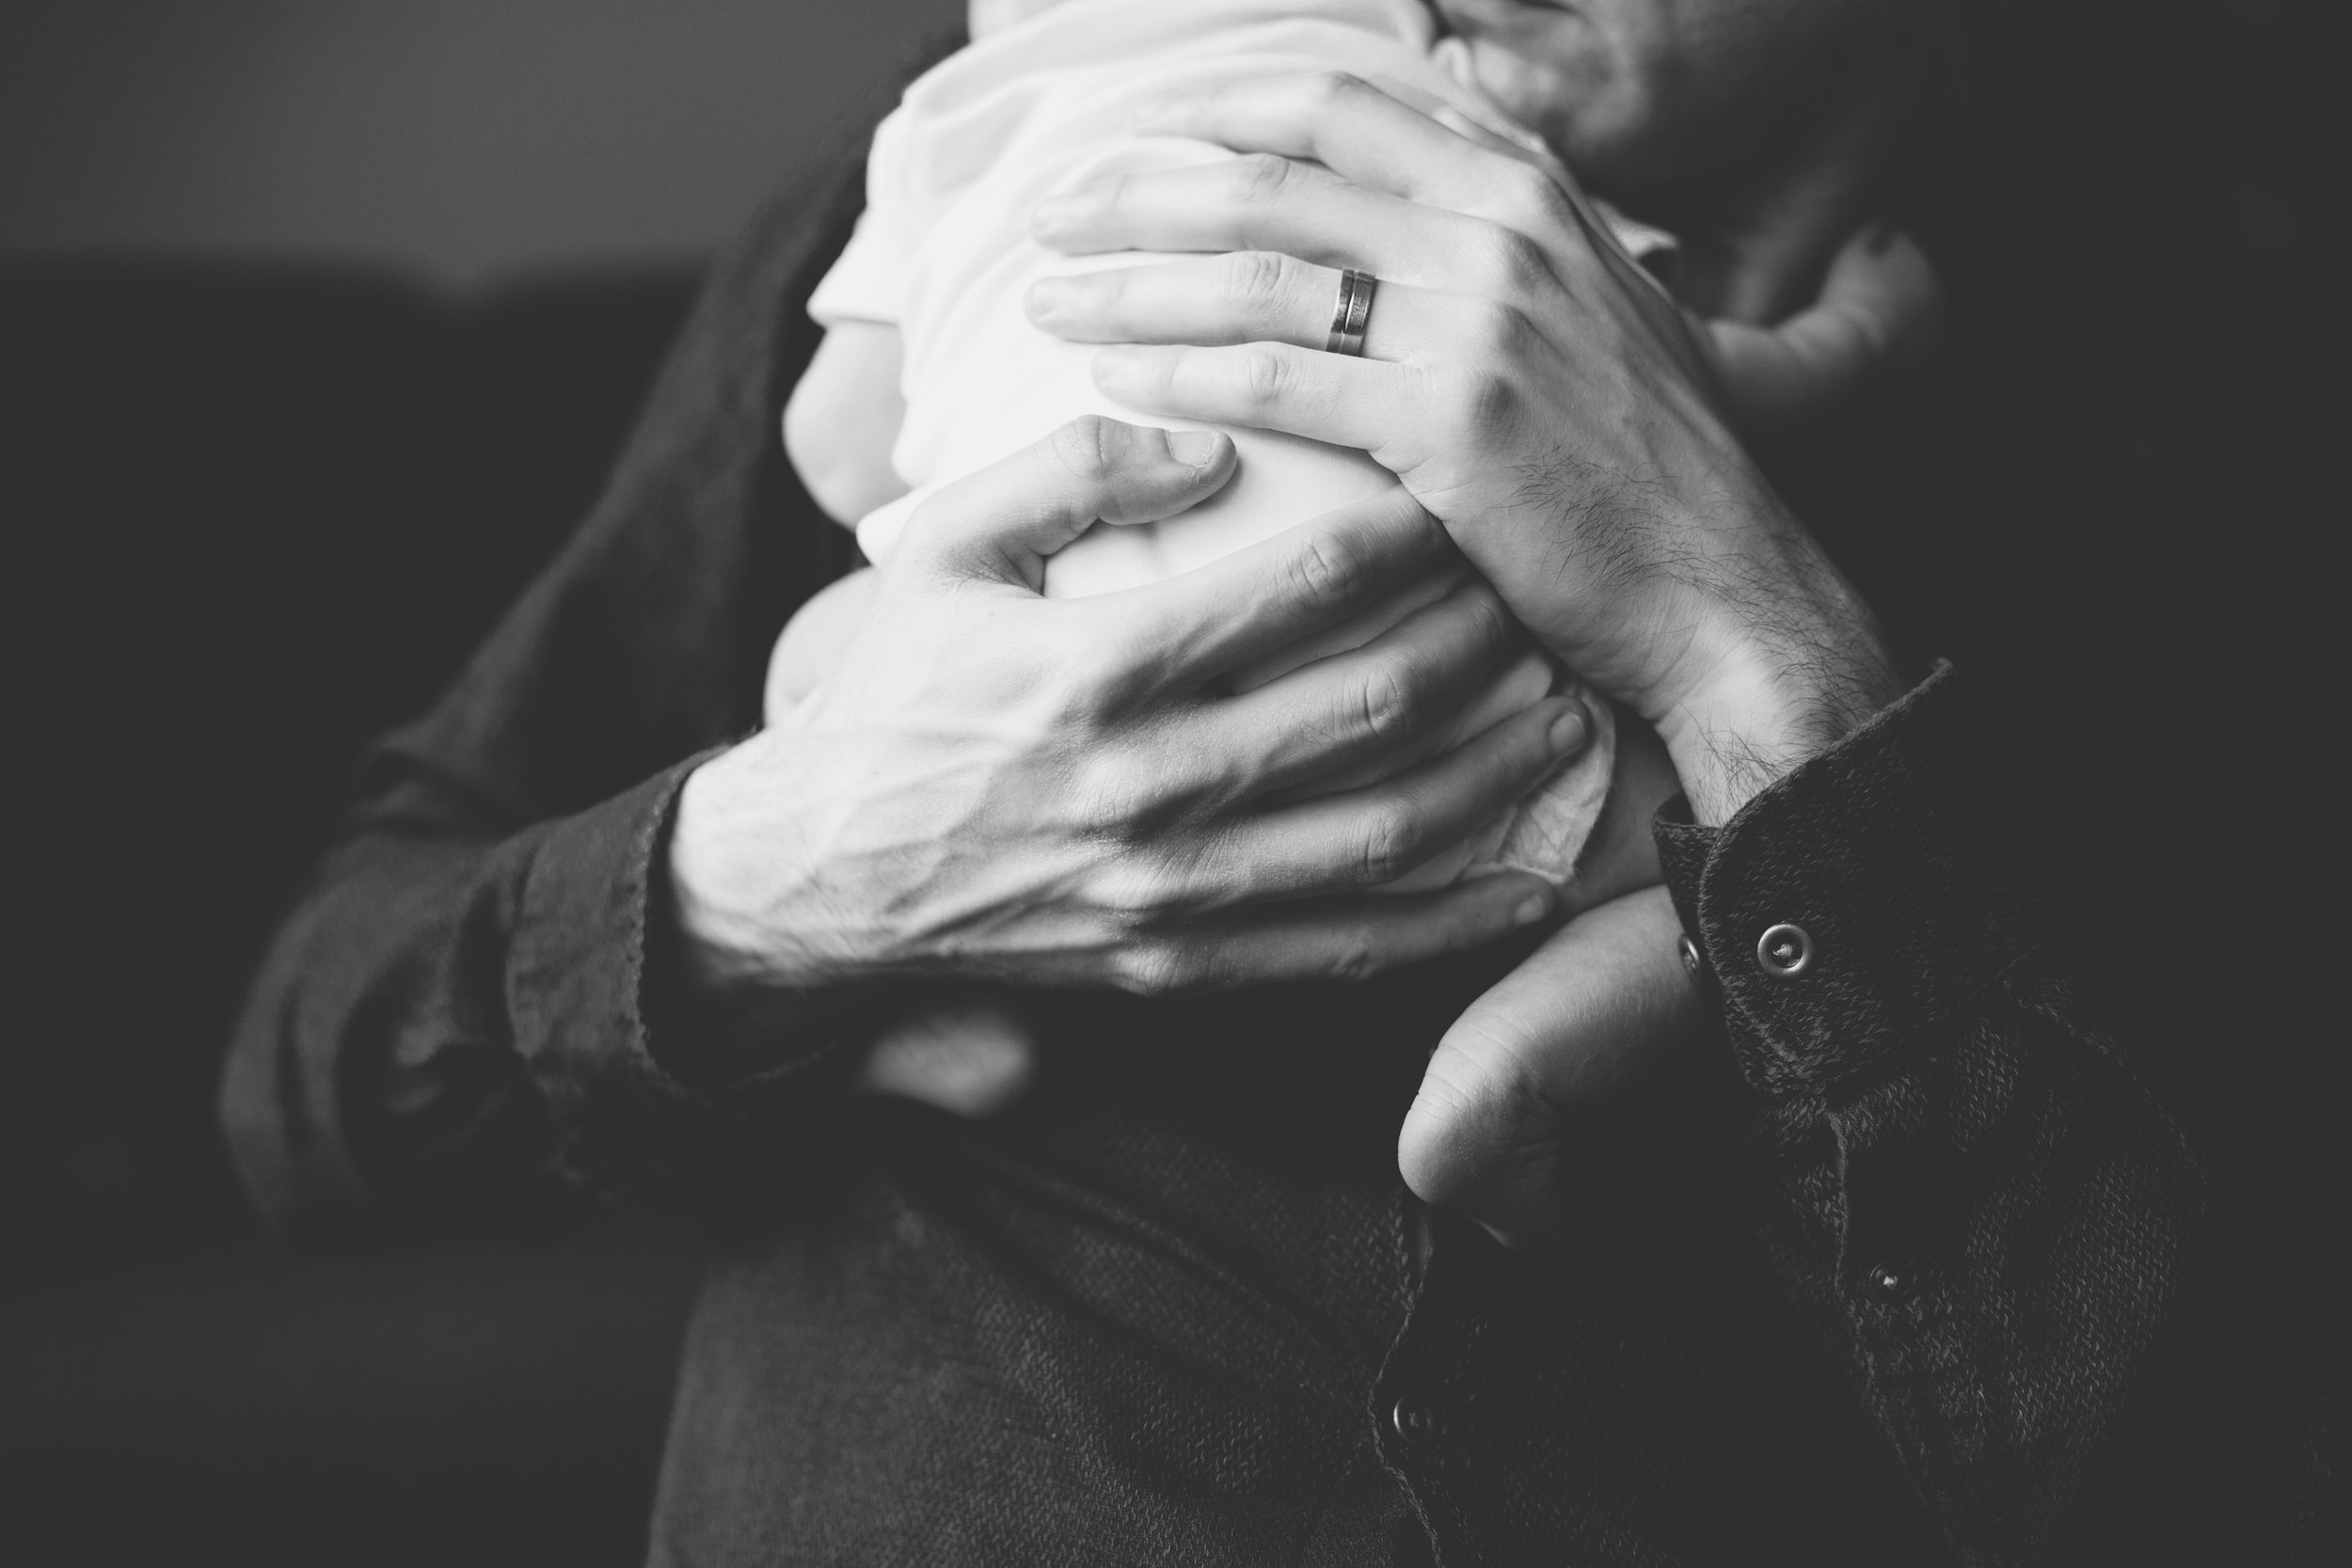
[3,1,2337,1563]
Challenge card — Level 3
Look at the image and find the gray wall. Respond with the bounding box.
[0,0,964,283]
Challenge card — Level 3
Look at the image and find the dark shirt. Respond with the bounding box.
[222,151,2334,1566]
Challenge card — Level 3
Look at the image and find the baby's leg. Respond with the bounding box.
[764,566,880,723]
[855,992,1039,1118]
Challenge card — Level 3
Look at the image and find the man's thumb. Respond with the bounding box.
[898,417,1236,590]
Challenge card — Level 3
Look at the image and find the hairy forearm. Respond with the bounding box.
[1651,519,1907,825]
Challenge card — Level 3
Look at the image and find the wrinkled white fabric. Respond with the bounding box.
[806,0,1648,887]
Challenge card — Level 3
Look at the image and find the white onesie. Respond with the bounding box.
[807,0,1664,889]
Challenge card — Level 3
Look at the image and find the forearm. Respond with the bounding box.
[224,759,899,1238]
[1648,510,1909,827]
[1658,664,2212,1562]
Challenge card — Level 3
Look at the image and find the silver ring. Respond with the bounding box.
[1324,268,1377,356]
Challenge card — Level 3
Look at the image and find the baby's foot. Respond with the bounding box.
[855,992,1040,1118]
[1397,886,1710,1247]
[1694,223,1944,440]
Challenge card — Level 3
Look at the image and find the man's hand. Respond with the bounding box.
[672,416,1595,1004]
[1398,888,1715,1248]
[1028,71,1910,821]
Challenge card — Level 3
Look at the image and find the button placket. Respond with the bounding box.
[1862,1260,1916,1304]
[1391,1396,1439,1446]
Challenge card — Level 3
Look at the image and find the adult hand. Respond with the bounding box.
[1026,71,1907,823]
[1397,886,1717,1248]
[670,416,1592,1000]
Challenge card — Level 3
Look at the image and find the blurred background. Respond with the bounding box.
[2,3,957,1565]
[0,3,2330,1567]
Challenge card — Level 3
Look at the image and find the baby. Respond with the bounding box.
[772,0,1937,1115]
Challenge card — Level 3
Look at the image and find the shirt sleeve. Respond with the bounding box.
[220,142,878,1242]
[1651,661,2217,1564]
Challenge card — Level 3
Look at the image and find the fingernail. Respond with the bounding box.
[1512,892,1551,927]
[1549,703,1589,754]
[1167,429,1224,467]
[1030,193,1077,237]
[1025,275,1073,320]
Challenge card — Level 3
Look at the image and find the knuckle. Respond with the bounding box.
[1240,345,1291,407]
[1072,753,1152,835]
[1466,300,1534,359]
[1092,859,1181,919]
[1302,70,1367,109]
[1049,414,1121,484]
[1356,802,1423,884]
[1223,250,1295,325]
[1474,226,1550,296]
[1354,654,1428,744]
[1229,151,1296,206]
[1326,934,1383,985]
[1289,528,1368,610]
[1458,580,1512,645]
[1459,367,1521,434]
[1494,160,1569,227]
[1113,942,1199,996]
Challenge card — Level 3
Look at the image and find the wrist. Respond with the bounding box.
[1651,592,1905,825]
[667,739,839,995]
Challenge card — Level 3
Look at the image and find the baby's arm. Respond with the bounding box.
[783,322,912,525]
[1695,225,1944,441]
[764,565,878,721]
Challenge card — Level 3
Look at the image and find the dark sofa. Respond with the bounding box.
[3,261,707,1568]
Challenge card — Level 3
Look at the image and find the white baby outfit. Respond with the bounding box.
[807,0,1651,889]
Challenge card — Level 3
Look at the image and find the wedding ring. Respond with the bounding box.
[1324,268,1377,357]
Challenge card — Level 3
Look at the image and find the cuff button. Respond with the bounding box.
[1677,933,1707,984]
[1864,1261,1915,1303]
[1756,923,1815,978]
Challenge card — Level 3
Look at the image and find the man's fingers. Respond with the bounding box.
[1397,887,1710,1245]
[1197,694,1590,900]
[1108,869,1557,994]
[1131,72,1581,234]
[1177,575,1527,801]
[899,416,1237,586]
[1091,341,1412,456]
[1032,151,1484,290]
[1094,483,1456,682]
[1027,254,1439,362]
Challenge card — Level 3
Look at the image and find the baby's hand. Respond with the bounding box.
[1693,224,1944,441]
[1397,886,1715,1247]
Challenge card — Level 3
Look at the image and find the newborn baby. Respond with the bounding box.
[774,0,1937,1117]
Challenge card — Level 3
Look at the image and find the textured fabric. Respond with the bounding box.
[221,128,2333,1565]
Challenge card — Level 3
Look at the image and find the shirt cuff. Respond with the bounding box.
[515,748,890,1136]
[1652,662,2042,1096]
